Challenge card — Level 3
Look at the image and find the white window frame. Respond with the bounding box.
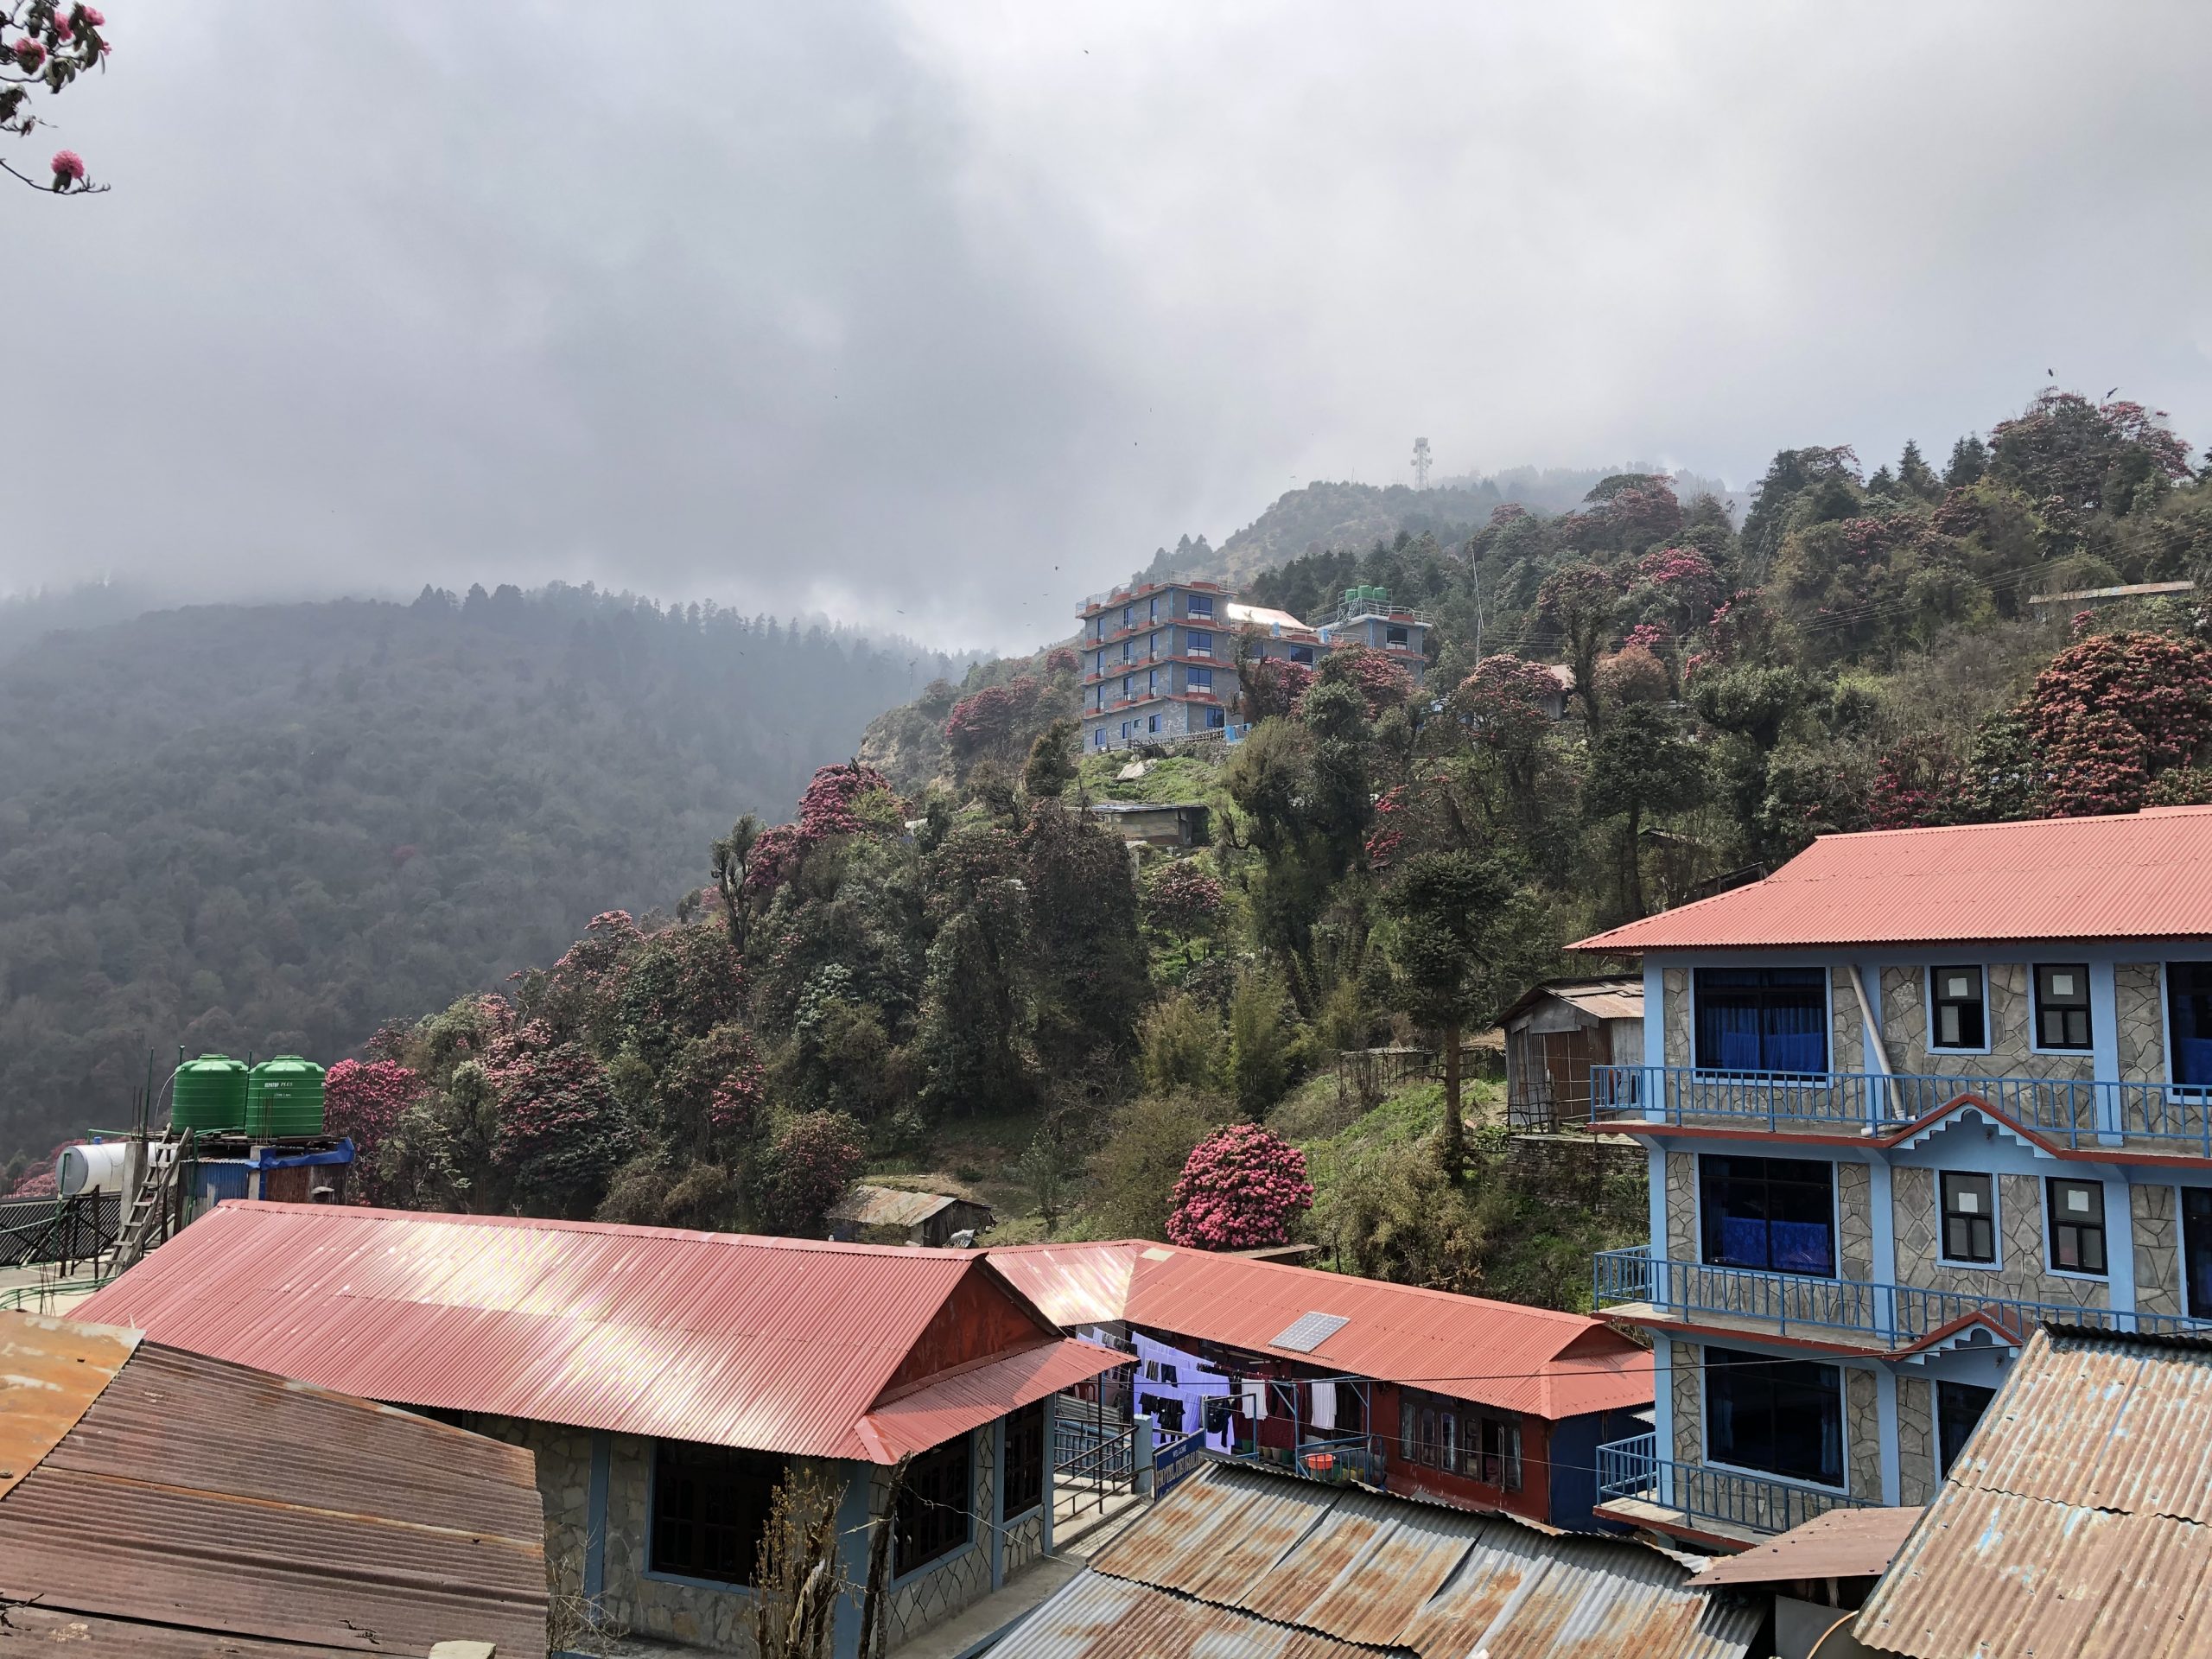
[1935,1167,2003,1272]
[1924,963,1993,1057]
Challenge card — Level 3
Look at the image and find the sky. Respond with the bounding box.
[6,3,2212,653]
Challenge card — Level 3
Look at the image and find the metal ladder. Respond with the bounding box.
[108,1127,192,1274]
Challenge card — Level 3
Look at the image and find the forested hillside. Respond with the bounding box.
[266,390,2212,1304]
[0,585,961,1165]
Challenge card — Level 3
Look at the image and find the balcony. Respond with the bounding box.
[1225,1431,1388,1489]
[1595,1432,1872,1541]
[1593,1246,2212,1351]
[1592,1063,2212,1155]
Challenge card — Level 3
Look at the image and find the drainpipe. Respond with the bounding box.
[1846,963,1891,1128]
[1845,963,1897,1342]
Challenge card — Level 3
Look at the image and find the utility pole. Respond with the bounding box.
[1411,436,1432,491]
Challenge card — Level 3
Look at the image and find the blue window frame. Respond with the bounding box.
[1092,728,1105,748]
[1122,676,1132,698]
[2171,963,2212,1086]
[1206,706,1226,729]
[1700,1154,1835,1277]
[1187,629,1213,655]
[1147,714,1160,734]
[1289,645,1314,665]
[1186,594,1214,618]
[1188,666,1213,691]
[1694,968,1827,1074]
[1120,721,1131,741]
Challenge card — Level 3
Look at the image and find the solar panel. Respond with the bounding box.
[1270,1311,1350,1353]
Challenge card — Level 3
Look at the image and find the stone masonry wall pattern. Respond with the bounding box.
[1890,1166,2109,1312]
[1879,963,2096,1088]
[1667,1153,1699,1262]
[2116,963,2164,1085]
[1896,1377,1936,1507]
[1671,1341,1701,1468]
[2135,1182,2183,1319]
[1663,969,1690,1068]
[1837,1161,1873,1281]
[1846,1369,1881,1501]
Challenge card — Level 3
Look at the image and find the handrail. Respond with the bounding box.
[1596,1432,1871,1536]
[1591,1063,2212,1153]
[1593,1245,2212,1344]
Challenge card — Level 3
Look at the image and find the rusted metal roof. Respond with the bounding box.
[986,1569,1383,1659]
[1500,976,1644,1030]
[1573,805,2212,952]
[76,1202,1123,1465]
[0,1309,137,1502]
[0,1309,546,1658]
[1854,1326,2212,1657]
[989,1241,1654,1421]
[1006,1462,1757,1659]
[826,1183,983,1229]
[1691,1504,1923,1586]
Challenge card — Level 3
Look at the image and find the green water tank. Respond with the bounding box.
[173,1053,249,1132]
[246,1056,326,1139]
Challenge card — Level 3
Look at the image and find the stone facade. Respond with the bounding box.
[464,1414,594,1601]
[1878,963,2095,1089]
[1846,1368,1881,1501]
[1895,1376,1936,1506]
[2135,1182,2183,1319]
[1670,1340,1701,1468]
[1890,1167,2109,1313]
[1666,1153,1698,1262]
[1663,969,1691,1068]
[872,1427,995,1649]
[1831,974,1864,1074]
[456,1414,1025,1657]
[1837,1161,1873,1281]
[2116,963,2164,1086]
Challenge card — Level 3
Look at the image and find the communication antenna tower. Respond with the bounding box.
[1411,436,1432,491]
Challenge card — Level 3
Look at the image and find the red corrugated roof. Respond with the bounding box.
[75,1203,1122,1464]
[989,1242,1652,1421]
[1573,806,2212,952]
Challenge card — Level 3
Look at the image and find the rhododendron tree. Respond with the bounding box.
[1868,734,1964,830]
[323,1058,423,1204]
[2016,631,2212,817]
[480,1019,635,1217]
[1166,1123,1313,1249]
[1325,648,1415,721]
[944,678,1043,767]
[796,760,895,839]
[1142,860,1224,956]
[2,3,110,194]
[1535,563,1618,727]
[755,1110,864,1236]
[1238,653,1316,721]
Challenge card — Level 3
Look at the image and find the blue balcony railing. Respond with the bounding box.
[1591,1064,2212,1153]
[1596,1432,1871,1537]
[1230,1432,1387,1489]
[1594,1246,2212,1346]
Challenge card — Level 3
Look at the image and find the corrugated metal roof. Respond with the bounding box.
[1017,1462,1758,1659]
[0,1309,137,1502]
[1573,805,2212,952]
[1855,1326,2212,1657]
[1500,976,1644,1030]
[0,1310,547,1658]
[826,1184,969,1228]
[986,1568,1385,1659]
[860,1339,1128,1461]
[75,1203,1122,1463]
[1227,601,1321,638]
[989,1241,1654,1421]
[1691,1504,1923,1586]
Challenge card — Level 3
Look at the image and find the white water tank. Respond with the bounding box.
[57,1141,129,1197]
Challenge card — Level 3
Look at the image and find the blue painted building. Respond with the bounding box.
[1571,807,2212,1550]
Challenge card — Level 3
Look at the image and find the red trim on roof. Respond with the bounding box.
[74,1202,1122,1463]
[1572,806,2212,952]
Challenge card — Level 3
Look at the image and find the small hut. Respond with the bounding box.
[1500,976,1643,1131]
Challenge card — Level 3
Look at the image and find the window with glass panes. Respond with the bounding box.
[895,1434,972,1573]
[2047,1178,2107,1274]
[1705,1346,1844,1488]
[2033,964,2092,1050]
[1937,1381,1996,1476]
[1002,1402,1045,1516]
[2169,963,2212,1088]
[1929,967,1986,1050]
[650,1441,789,1586]
[1700,1155,1836,1276]
[1940,1172,1997,1265]
[1397,1390,1520,1490]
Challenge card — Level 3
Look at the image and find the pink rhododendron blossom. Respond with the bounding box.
[50,149,86,184]
[1166,1123,1313,1250]
[13,38,47,69]
[81,7,106,25]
